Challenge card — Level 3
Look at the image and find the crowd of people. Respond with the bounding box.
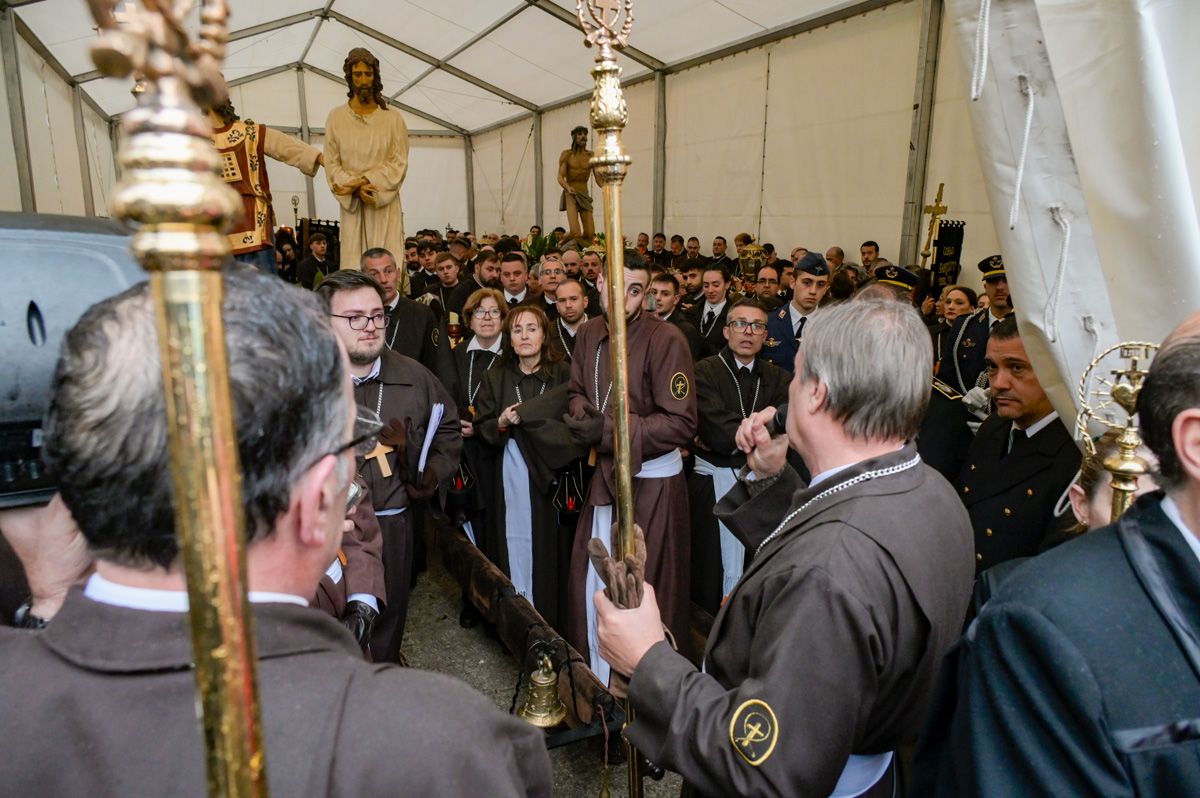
[2,219,1198,797]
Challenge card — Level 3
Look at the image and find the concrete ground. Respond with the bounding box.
[402,534,683,797]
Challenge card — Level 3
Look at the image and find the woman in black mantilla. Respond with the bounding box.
[475,304,573,632]
[447,288,507,571]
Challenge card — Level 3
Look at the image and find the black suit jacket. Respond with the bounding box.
[955,412,1081,572]
[689,300,732,359]
[384,294,438,372]
[662,312,702,360]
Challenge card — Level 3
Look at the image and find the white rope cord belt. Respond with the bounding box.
[755,454,923,557]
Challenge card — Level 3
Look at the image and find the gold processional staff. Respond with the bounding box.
[576,1,647,795]
[87,1,267,795]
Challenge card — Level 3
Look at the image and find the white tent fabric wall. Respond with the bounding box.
[925,5,999,296]
[760,0,921,263]
[501,119,537,236]
[18,34,85,216]
[949,0,1200,426]
[665,47,769,250]
[471,128,505,236]
[80,103,114,217]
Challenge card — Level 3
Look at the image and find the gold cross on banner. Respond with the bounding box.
[365,441,394,478]
[920,182,948,271]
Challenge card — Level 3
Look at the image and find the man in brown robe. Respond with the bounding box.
[0,266,551,796]
[596,297,974,797]
[564,257,697,684]
[318,270,461,664]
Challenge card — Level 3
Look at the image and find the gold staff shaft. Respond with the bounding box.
[578,2,642,793]
[88,0,268,791]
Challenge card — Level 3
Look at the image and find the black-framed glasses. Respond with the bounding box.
[332,406,384,459]
[728,319,767,334]
[331,313,390,331]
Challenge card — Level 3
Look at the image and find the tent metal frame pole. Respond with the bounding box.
[533,111,543,231]
[899,0,943,268]
[296,66,317,220]
[653,71,666,234]
[1,8,35,210]
[464,134,476,234]
[72,84,95,216]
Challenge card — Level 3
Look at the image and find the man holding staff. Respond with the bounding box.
[595,298,974,796]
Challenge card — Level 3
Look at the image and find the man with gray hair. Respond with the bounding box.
[595,298,974,796]
[0,267,552,795]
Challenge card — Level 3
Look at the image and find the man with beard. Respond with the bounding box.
[550,278,589,361]
[324,48,409,278]
[650,232,671,269]
[710,236,737,272]
[564,257,697,685]
[752,265,784,310]
[448,250,501,316]
[318,271,462,663]
[558,126,596,244]
[677,261,705,314]
[651,273,702,360]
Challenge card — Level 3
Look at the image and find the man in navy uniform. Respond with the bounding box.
[762,251,830,371]
[938,255,1013,394]
[954,315,1080,573]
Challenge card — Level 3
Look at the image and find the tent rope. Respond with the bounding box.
[1008,74,1035,230]
[970,0,993,100]
[1044,204,1072,344]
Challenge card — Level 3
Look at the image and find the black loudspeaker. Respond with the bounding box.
[0,212,146,508]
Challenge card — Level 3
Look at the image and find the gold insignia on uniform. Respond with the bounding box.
[670,371,690,400]
[765,338,780,348]
[932,377,962,401]
[885,266,898,279]
[730,699,778,766]
[777,308,787,318]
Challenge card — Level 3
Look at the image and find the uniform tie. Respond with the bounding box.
[704,309,715,330]
[795,316,807,341]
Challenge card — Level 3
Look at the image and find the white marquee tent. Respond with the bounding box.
[2,0,1197,422]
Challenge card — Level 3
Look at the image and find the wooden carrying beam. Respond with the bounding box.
[431,522,613,726]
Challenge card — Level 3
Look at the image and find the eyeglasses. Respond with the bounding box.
[472,307,503,319]
[331,313,390,331]
[333,406,385,459]
[728,319,767,334]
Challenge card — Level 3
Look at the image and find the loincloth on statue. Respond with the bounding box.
[560,189,593,213]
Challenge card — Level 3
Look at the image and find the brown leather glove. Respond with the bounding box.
[379,417,408,460]
[405,468,439,502]
[587,523,647,698]
[564,404,604,447]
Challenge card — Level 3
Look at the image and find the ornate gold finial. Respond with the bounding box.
[577,0,634,56]
[86,2,265,796]
[1076,342,1158,522]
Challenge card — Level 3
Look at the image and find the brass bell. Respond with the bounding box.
[518,654,567,728]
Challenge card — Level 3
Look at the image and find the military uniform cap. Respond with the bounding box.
[978,254,1005,280]
[794,252,829,276]
[874,264,919,290]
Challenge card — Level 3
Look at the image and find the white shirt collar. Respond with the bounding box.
[704,298,727,316]
[560,315,586,335]
[467,336,502,354]
[1161,496,1200,566]
[788,303,814,329]
[809,444,907,489]
[387,293,400,311]
[84,572,308,612]
[352,357,381,385]
[505,289,527,303]
[725,351,755,373]
[1015,410,1059,437]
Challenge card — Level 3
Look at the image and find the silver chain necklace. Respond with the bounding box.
[593,339,613,413]
[754,454,922,557]
[718,351,761,419]
[466,349,498,406]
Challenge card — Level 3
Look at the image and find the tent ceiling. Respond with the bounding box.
[13,0,891,130]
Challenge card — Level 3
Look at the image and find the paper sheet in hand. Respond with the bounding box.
[417,403,444,475]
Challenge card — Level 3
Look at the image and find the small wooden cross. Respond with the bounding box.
[365,441,394,478]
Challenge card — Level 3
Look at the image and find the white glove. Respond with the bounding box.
[962,386,992,420]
